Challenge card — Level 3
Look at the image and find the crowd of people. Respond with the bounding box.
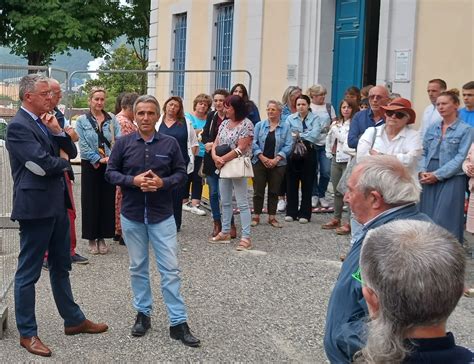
[5,73,474,361]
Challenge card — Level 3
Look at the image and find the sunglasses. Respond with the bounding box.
[385,110,408,119]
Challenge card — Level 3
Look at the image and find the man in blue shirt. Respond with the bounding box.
[323,156,429,363]
[459,81,474,127]
[105,95,200,347]
[347,85,389,149]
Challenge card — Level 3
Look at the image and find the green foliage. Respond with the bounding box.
[0,0,124,65]
[72,45,146,110]
[122,0,150,69]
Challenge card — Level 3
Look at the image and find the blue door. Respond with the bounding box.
[331,0,366,105]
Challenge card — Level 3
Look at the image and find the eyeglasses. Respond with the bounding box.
[31,91,53,97]
[352,267,364,284]
[368,94,385,100]
[385,110,408,119]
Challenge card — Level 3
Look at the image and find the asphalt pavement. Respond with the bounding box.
[0,172,473,362]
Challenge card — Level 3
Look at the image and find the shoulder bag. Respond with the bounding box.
[219,156,254,179]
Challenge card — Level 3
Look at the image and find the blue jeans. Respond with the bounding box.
[312,145,331,198]
[206,173,221,221]
[121,214,188,326]
[219,177,251,239]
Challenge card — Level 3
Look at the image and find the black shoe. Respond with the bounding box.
[71,253,89,265]
[170,322,200,347]
[42,260,49,271]
[131,312,151,337]
[113,234,121,242]
[119,236,125,246]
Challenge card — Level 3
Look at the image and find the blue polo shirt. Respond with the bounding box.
[347,108,385,149]
[105,131,187,224]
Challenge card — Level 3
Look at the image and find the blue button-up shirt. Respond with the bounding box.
[347,108,384,149]
[251,119,292,166]
[419,118,473,181]
[105,131,187,224]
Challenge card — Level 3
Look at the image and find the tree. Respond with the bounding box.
[122,0,150,71]
[72,45,147,110]
[0,0,124,65]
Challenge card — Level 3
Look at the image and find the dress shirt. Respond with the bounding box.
[357,125,422,172]
[105,131,187,224]
[420,104,442,139]
[347,108,385,148]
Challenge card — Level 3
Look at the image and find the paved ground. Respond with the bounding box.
[0,170,473,362]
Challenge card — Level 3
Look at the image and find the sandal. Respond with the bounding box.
[268,218,282,228]
[236,238,252,251]
[251,216,260,227]
[88,240,99,255]
[208,232,231,244]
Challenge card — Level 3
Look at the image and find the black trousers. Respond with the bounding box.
[286,148,316,220]
[252,161,286,215]
[81,160,115,240]
[172,175,189,230]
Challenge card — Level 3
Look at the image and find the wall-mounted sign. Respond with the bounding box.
[394,50,411,82]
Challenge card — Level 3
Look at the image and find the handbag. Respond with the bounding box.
[219,156,254,178]
[290,133,308,161]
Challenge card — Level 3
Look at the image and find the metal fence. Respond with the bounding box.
[0,64,68,123]
[0,64,68,338]
[66,68,252,115]
[0,140,16,338]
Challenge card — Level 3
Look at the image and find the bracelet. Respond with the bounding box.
[234,148,242,157]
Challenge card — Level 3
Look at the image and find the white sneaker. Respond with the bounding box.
[311,196,319,208]
[190,205,206,216]
[319,197,330,208]
[277,199,286,212]
[284,216,294,222]
[299,218,309,224]
[182,203,192,212]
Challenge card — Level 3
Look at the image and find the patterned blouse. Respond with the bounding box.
[216,118,254,157]
[116,111,137,136]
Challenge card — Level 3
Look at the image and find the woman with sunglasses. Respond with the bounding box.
[420,89,472,244]
[356,98,422,176]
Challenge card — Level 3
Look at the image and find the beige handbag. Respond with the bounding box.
[219,156,254,178]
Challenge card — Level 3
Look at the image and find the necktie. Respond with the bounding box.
[36,119,49,135]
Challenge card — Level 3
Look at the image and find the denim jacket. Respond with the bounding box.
[76,112,121,165]
[286,111,324,145]
[420,118,472,181]
[252,119,292,166]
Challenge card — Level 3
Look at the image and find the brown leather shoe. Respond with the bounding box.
[20,336,52,357]
[336,223,351,235]
[230,223,237,239]
[64,319,108,335]
[322,218,341,230]
[212,220,222,237]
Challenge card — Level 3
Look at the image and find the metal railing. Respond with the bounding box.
[66,68,252,115]
[0,63,68,338]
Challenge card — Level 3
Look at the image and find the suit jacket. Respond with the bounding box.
[6,108,76,220]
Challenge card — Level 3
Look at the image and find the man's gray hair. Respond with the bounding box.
[356,155,421,205]
[19,74,49,101]
[355,220,465,363]
[133,95,160,114]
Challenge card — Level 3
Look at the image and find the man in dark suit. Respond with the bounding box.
[6,74,108,357]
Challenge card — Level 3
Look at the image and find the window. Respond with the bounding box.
[214,3,233,90]
[172,13,187,97]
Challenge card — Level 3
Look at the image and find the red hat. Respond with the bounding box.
[381,98,416,124]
